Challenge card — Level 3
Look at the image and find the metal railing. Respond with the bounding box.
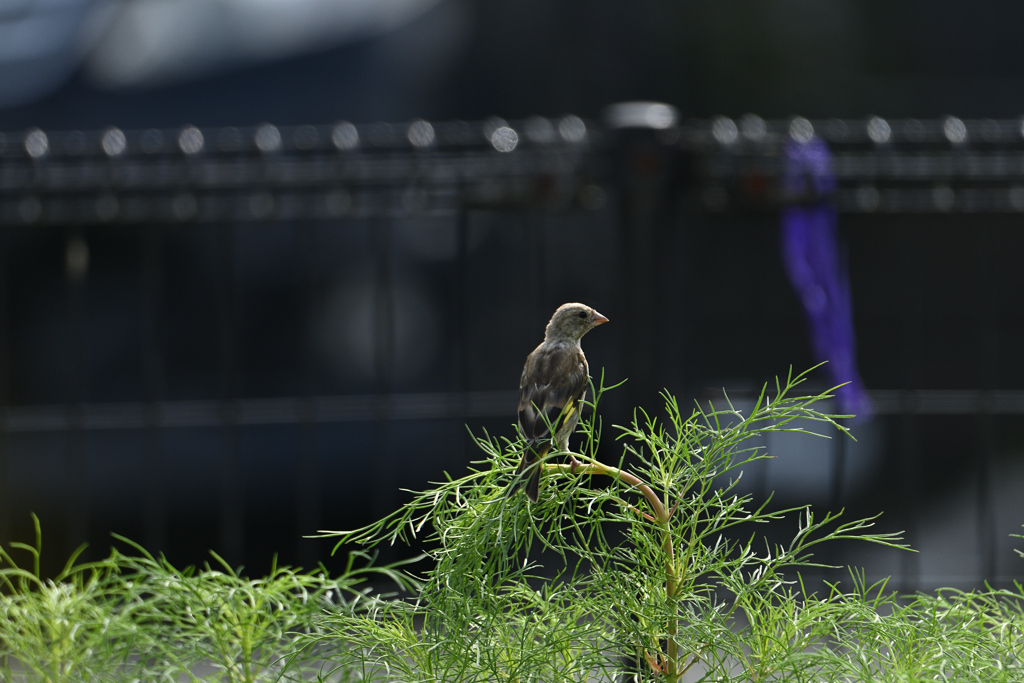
[0,109,1020,587]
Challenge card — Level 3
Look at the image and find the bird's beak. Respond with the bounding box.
[592,311,609,326]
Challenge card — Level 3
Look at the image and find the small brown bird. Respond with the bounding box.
[517,303,609,502]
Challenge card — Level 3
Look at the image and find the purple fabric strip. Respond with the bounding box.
[781,137,871,419]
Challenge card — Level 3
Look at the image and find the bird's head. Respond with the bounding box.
[544,303,609,342]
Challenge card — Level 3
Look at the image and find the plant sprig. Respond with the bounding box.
[310,367,980,682]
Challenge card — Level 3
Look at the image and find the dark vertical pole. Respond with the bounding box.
[824,414,850,579]
[370,216,395,527]
[218,223,243,566]
[295,222,320,568]
[976,398,996,585]
[609,127,678,418]
[527,210,546,326]
[66,228,89,556]
[976,227,997,584]
[829,242,853,516]
[829,419,848,509]
[659,190,685,398]
[898,232,921,592]
[455,207,472,462]
[0,228,10,547]
[141,224,166,554]
[621,153,658,406]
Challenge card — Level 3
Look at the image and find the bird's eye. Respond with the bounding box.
[577,311,588,319]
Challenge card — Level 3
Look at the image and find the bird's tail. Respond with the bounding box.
[517,442,549,503]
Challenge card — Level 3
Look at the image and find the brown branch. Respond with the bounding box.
[543,461,668,524]
[543,458,681,680]
[643,649,665,675]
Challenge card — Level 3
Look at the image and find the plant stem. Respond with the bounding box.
[544,461,667,524]
[663,520,679,682]
[544,459,680,680]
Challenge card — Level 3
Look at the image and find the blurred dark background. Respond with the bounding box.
[1,0,1023,589]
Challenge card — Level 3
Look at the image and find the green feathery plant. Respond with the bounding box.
[309,367,952,682]
[107,539,417,683]
[1,367,1021,681]
[0,520,416,683]
[0,514,136,683]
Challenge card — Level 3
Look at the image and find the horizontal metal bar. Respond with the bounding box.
[0,119,595,159]
[0,151,583,192]
[693,388,1024,417]
[2,389,1022,433]
[868,390,1024,415]
[0,391,519,432]
[0,189,474,226]
[702,152,1024,181]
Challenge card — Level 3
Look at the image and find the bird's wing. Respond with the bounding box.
[518,343,589,444]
